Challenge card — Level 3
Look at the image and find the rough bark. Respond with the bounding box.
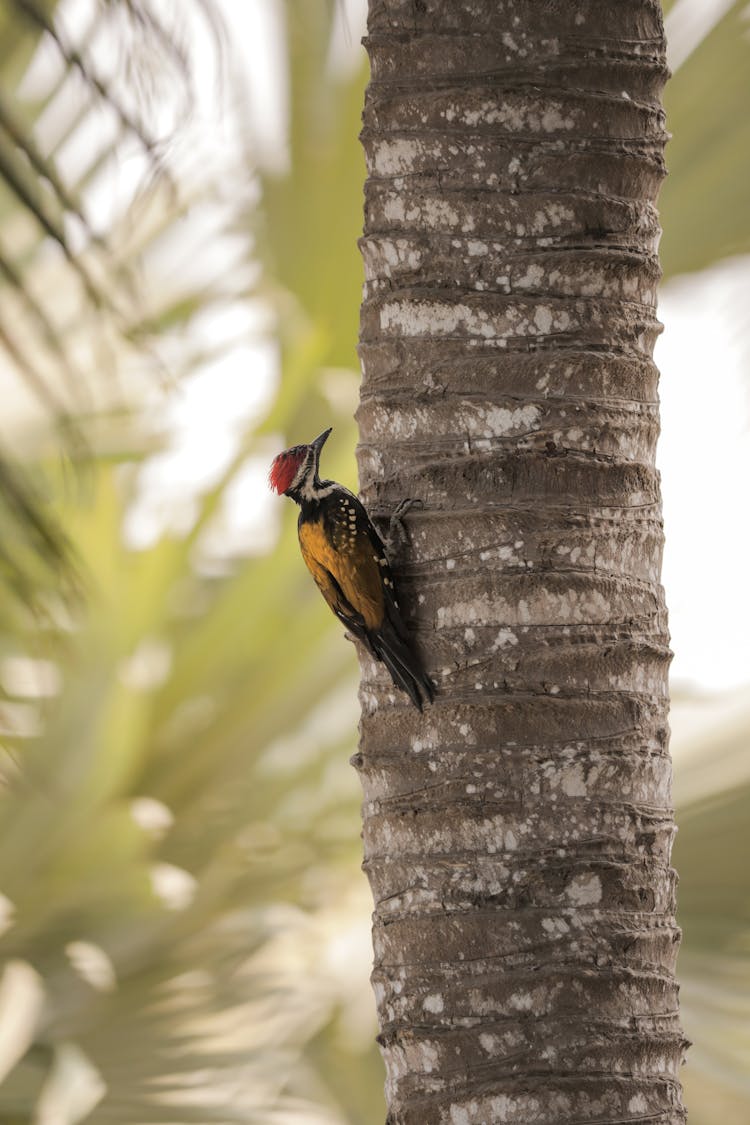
[354,1,685,1123]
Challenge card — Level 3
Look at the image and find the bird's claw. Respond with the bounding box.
[386,498,423,558]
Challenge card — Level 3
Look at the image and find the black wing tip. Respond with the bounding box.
[373,631,435,711]
[410,671,435,712]
[407,680,424,712]
[376,665,434,711]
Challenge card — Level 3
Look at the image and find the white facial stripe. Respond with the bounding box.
[290,452,312,490]
[301,480,339,501]
[294,467,359,504]
[312,482,338,499]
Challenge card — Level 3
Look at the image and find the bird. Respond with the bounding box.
[268,427,433,710]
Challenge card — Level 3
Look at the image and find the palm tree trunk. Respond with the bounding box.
[355,1,686,1121]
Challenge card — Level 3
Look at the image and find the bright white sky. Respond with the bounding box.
[656,260,750,690]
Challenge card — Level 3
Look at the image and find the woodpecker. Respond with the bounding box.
[269,428,433,710]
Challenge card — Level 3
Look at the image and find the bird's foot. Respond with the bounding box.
[386,498,423,558]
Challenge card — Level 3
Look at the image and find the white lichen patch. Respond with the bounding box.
[560,764,587,797]
[490,1095,517,1121]
[372,137,421,175]
[441,98,575,134]
[566,874,602,905]
[422,993,444,1014]
[380,299,501,337]
[374,238,423,273]
[437,594,527,629]
[540,106,573,132]
[457,721,477,746]
[411,729,437,753]
[510,991,533,1011]
[628,1094,648,1114]
[467,239,489,256]
[493,629,518,650]
[419,1042,439,1073]
[383,196,406,223]
[376,295,574,343]
[534,305,553,334]
[437,600,487,628]
[484,403,541,436]
[542,916,571,935]
[431,196,472,230]
[534,203,575,231]
[516,263,544,288]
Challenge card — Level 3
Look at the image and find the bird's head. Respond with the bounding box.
[268,427,332,499]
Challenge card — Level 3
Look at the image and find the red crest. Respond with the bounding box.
[268,446,307,494]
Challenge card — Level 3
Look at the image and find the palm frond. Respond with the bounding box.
[661,0,750,277]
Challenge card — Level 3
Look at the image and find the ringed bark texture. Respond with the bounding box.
[355,2,686,1123]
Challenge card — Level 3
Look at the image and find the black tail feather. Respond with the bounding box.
[372,621,433,711]
[335,590,433,709]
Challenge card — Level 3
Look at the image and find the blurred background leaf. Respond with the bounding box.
[0,0,746,1121]
[661,0,750,277]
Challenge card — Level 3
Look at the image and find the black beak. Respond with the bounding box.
[311,427,332,453]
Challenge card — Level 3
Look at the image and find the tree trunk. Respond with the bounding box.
[354,2,686,1123]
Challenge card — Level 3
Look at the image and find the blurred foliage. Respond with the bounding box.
[0,0,746,1122]
[670,690,750,1123]
[0,460,377,1121]
[0,0,380,1119]
[660,0,750,278]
